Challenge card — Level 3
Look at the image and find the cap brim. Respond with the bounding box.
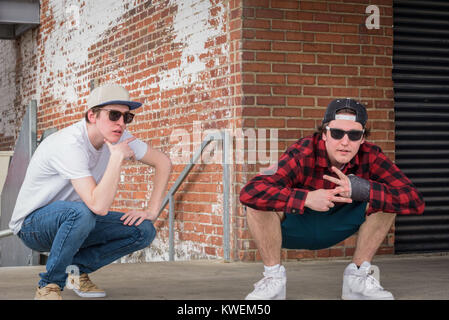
[94,100,142,110]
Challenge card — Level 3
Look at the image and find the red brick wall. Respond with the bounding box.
[236,0,395,261]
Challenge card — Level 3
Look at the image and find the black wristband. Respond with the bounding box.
[348,174,370,202]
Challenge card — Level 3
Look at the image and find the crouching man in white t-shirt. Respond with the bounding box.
[9,84,172,300]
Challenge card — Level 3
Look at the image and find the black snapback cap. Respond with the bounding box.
[322,98,368,126]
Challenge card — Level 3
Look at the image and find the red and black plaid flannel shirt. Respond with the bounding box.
[240,133,425,216]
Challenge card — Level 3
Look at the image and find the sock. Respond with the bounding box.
[264,264,281,274]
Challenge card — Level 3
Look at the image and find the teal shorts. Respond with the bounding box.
[281,202,367,250]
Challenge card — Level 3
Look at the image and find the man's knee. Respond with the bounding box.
[65,202,96,230]
[246,206,284,222]
[365,211,396,225]
[135,220,156,249]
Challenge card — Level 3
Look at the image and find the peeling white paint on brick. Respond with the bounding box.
[152,0,228,91]
[38,0,139,111]
[120,237,217,263]
[212,192,223,216]
[37,0,228,111]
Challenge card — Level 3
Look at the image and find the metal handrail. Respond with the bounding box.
[1,131,232,262]
[157,131,230,262]
[0,229,13,238]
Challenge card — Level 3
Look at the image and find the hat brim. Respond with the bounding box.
[94,100,142,110]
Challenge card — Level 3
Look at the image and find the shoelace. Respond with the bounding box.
[78,274,100,291]
[365,271,384,290]
[353,268,384,292]
[40,285,60,295]
[253,273,283,292]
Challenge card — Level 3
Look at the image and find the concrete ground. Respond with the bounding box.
[1,253,449,300]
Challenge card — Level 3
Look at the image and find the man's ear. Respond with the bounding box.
[322,131,327,141]
[87,109,98,123]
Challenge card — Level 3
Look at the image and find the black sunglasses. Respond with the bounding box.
[326,126,364,141]
[100,108,135,124]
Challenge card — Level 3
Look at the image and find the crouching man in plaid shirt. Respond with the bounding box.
[240,98,425,300]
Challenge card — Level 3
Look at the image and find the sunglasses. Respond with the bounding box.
[100,108,135,124]
[325,126,364,141]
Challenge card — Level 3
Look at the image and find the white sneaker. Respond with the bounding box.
[342,261,394,300]
[245,265,286,300]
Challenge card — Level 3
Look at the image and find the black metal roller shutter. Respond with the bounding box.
[393,0,449,253]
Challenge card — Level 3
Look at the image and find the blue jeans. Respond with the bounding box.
[18,201,156,289]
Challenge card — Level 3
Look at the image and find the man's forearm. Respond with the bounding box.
[90,153,124,215]
[146,160,172,218]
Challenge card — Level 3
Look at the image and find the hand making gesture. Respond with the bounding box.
[323,166,352,198]
[304,166,353,212]
[104,137,136,161]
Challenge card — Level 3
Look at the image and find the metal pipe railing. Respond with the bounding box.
[222,131,231,261]
[156,131,231,262]
[157,133,216,213]
[0,229,13,239]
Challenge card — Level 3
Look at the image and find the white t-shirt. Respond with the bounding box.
[9,119,148,234]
